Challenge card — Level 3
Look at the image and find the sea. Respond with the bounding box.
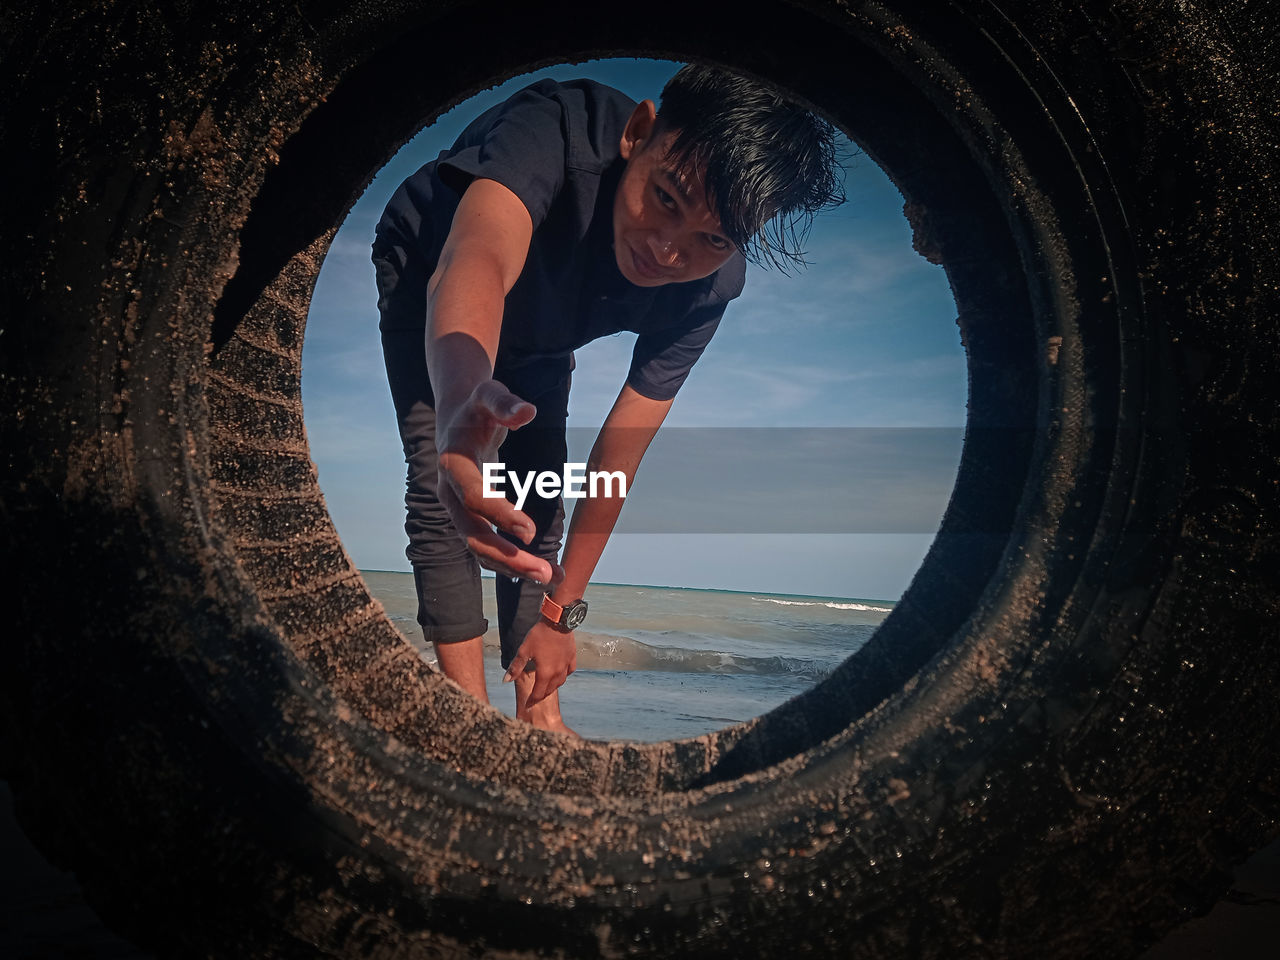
[361,570,893,742]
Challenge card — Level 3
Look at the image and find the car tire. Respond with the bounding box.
[2,2,1277,957]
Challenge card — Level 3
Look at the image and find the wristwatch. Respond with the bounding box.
[540,593,588,632]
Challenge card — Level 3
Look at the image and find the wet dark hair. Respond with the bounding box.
[655,64,846,271]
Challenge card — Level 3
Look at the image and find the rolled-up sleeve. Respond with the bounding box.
[437,86,568,227]
[626,305,726,401]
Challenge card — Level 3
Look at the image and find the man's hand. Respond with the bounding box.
[436,379,565,584]
[503,619,576,706]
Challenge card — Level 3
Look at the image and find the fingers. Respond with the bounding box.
[502,652,530,685]
[527,673,555,706]
[474,380,536,430]
[435,379,545,557]
[524,655,577,706]
[440,452,536,543]
[436,378,558,579]
[504,638,576,703]
[436,483,551,583]
[471,542,555,583]
[527,665,570,707]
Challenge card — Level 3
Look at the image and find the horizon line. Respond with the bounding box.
[356,568,898,606]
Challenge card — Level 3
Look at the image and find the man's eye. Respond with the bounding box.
[655,187,677,210]
[706,235,730,251]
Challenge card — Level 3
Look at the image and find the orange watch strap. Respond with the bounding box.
[540,593,564,623]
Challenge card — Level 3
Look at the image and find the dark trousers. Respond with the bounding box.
[375,244,569,668]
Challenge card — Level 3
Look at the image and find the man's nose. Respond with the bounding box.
[648,233,683,267]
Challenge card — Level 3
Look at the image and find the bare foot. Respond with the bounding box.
[514,674,580,737]
[532,715,579,738]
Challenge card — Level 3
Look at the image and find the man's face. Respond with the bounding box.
[613,104,738,287]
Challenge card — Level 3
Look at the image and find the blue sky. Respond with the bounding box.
[301,58,966,601]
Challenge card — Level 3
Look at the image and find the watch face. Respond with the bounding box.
[563,600,588,630]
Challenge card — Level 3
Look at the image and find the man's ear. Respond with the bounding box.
[619,99,658,160]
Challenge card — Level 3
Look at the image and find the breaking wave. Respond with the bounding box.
[750,597,893,613]
[574,633,840,680]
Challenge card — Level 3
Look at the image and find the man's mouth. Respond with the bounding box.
[630,244,666,282]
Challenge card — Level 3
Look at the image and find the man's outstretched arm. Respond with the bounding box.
[504,383,674,705]
[426,178,562,584]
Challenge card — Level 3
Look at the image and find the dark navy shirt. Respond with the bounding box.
[373,78,746,401]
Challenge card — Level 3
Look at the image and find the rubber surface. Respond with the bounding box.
[2,1,1278,957]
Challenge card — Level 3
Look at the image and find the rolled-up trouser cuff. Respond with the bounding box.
[412,563,489,644]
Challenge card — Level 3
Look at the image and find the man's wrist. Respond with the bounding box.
[549,573,591,608]
[540,593,587,632]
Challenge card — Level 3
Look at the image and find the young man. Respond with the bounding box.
[373,64,842,734]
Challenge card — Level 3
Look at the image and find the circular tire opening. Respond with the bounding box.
[204,12,1048,799]
[300,55,966,743]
